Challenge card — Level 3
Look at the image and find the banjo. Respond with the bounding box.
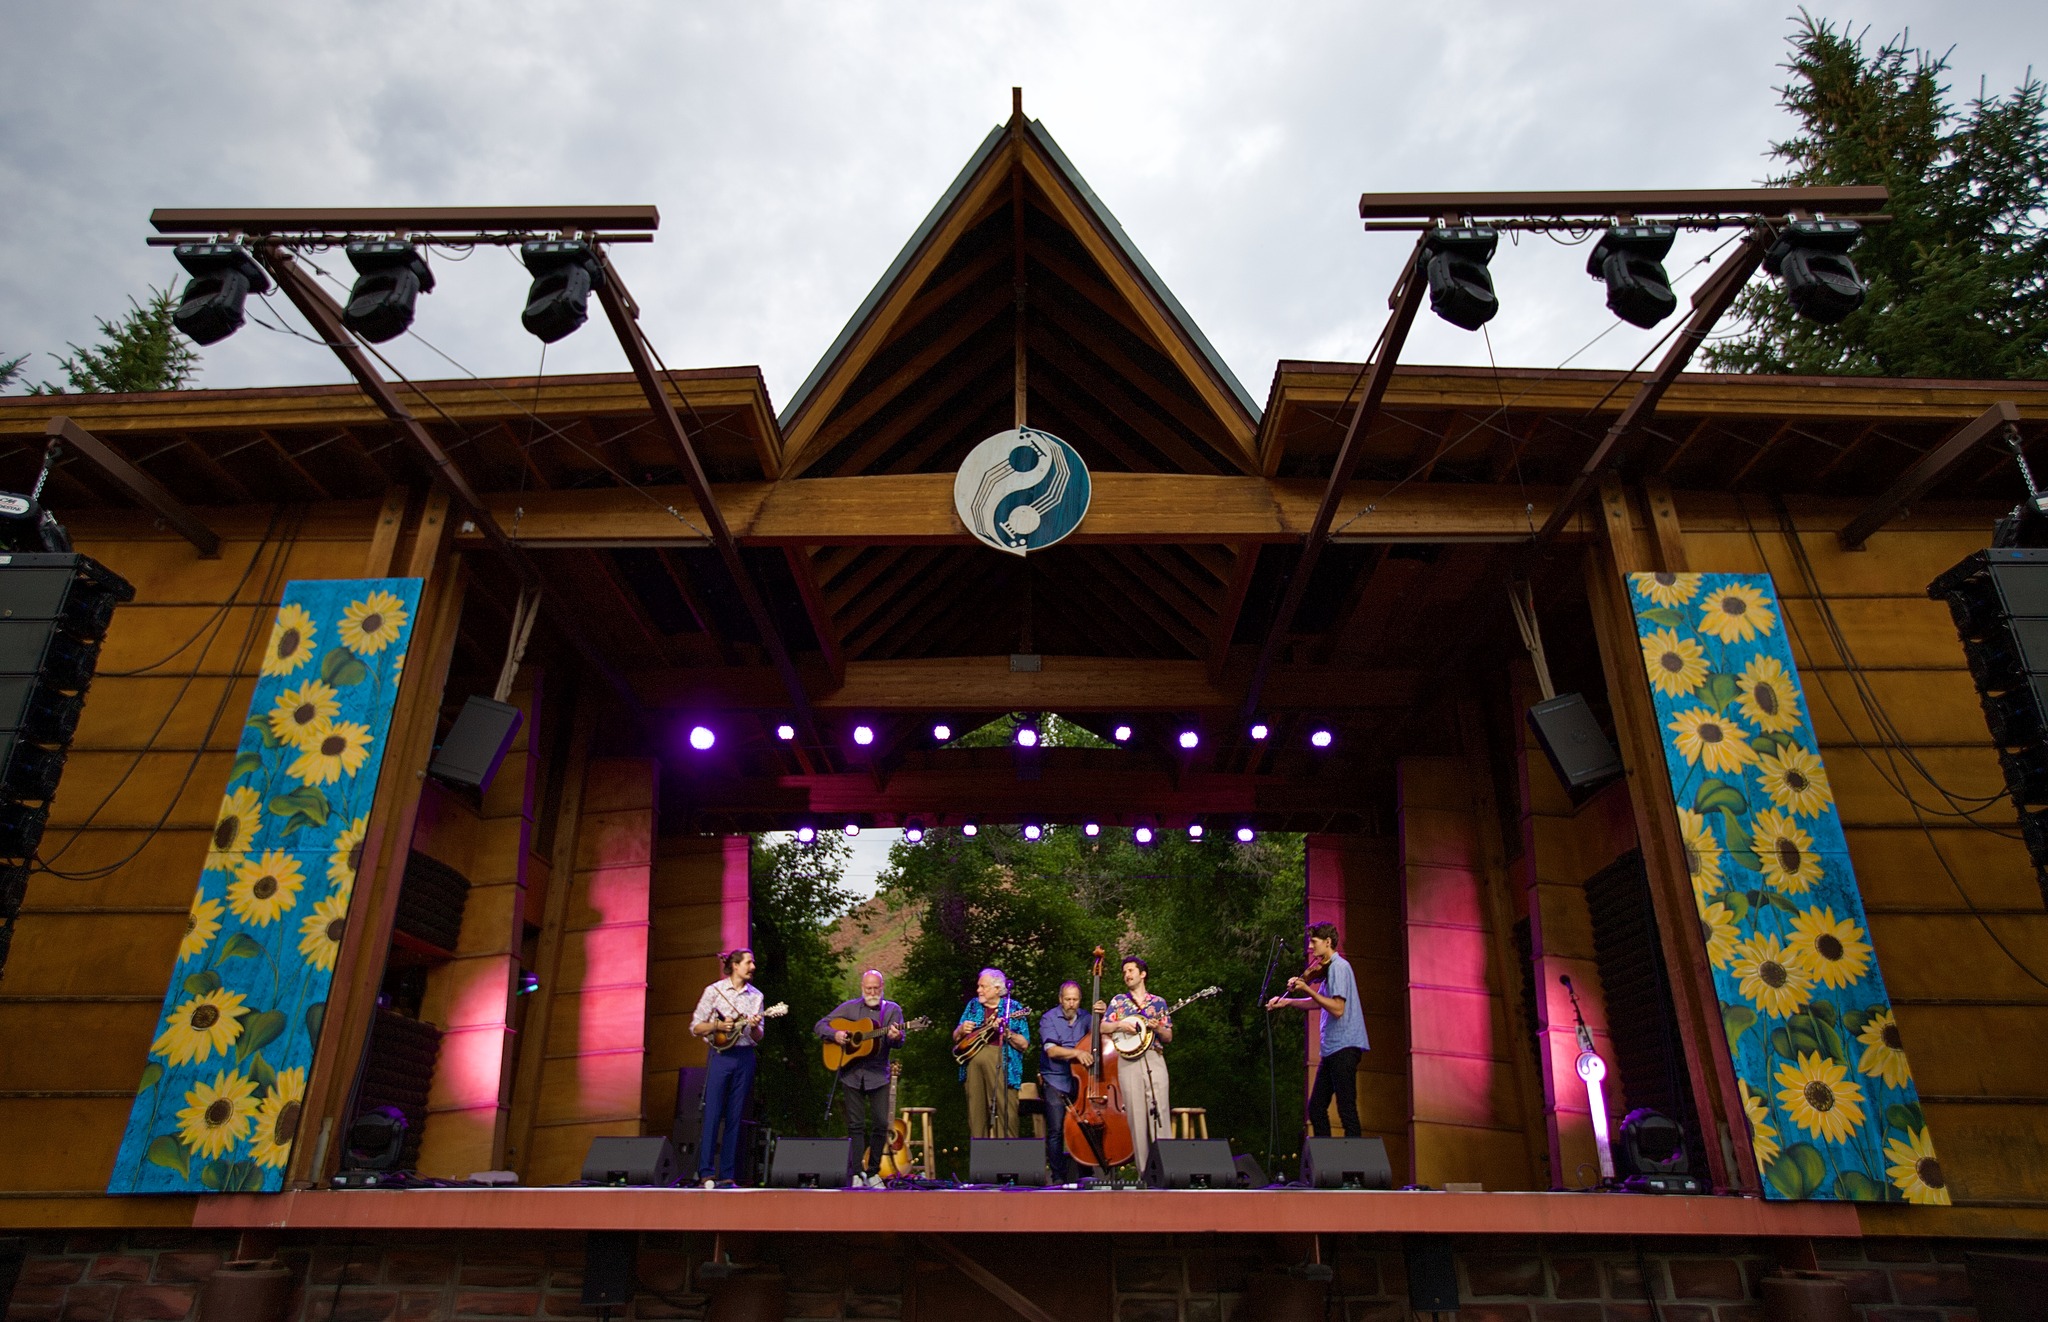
[1107,985,1220,1060]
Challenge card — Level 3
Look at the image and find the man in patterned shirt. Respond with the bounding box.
[690,948,765,1188]
[1103,955,1173,1177]
[953,967,1030,1139]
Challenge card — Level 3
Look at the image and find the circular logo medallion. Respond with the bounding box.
[953,428,1092,557]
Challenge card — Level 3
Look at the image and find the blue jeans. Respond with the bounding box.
[1041,1082,1078,1182]
[700,1048,757,1182]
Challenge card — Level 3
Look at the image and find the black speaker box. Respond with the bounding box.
[1234,1153,1271,1189]
[766,1136,848,1188]
[1526,692,1623,794]
[1301,1136,1393,1190]
[671,1065,708,1155]
[968,1138,1048,1187]
[1144,1139,1238,1189]
[1404,1237,1460,1311]
[428,695,523,793]
[580,1135,678,1187]
[581,1232,637,1308]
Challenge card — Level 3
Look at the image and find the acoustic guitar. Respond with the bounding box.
[1107,986,1220,1060]
[706,1002,787,1051]
[876,1060,912,1179]
[821,1014,931,1071]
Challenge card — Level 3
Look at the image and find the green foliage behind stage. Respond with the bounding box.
[751,819,1310,1180]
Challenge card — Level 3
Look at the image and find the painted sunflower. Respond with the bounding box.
[1641,628,1709,698]
[205,786,262,874]
[1697,581,1776,643]
[1856,1008,1914,1088]
[249,1067,306,1169]
[1697,899,1739,970]
[329,816,368,894]
[262,603,317,677]
[288,720,373,786]
[1732,933,1814,1019]
[1787,906,1872,989]
[1751,809,1825,895]
[229,851,305,926]
[151,987,248,1066]
[1740,1080,1780,1167]
[180,893,224,963]
[175,1068,260,1160]
[1774,1051,1866,1144]
[1735,654,1803,734]
[298,894,349,972]
[267,679,341,751]
[339,590,408,655]
[1757,744,1833,818]
[1669,708,1756,775]
[1677,808,1724,900]
[1636,571,1703,608]
[1884,1128,1950,1206]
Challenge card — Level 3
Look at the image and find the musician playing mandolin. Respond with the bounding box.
[953,968,1031,1139]
[815,969,905,1187]
[1037,981,1096,1183]
[690,948,766,1188]
[1265,921,1369,1139]
[1102,956,1173,1176]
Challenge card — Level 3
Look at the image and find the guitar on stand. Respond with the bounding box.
[821,1015,931,1071]
[876,1061,912,1180]
[1107,986,1221,1059]
[707,1002,787,1052]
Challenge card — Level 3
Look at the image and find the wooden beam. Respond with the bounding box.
[1642,477,1689,573]
[44,416,220,557]
[1837,401,2021,550]
[1356,185,1888,220]
[919,1236,1062,1322]
[363,485,412,577]
[785,547,844,683]
[151,205,659,233]
[1208,547,1259,685]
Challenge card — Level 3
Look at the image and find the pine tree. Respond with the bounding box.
[29,286,200,394]
[1706,14,2048,380]
[0,354,24,391]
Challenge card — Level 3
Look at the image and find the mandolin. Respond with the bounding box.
[706,1002,787,1051]
[951,998,1031,1066]
[1107,986,1221,1060]
[822,1015,932,1071]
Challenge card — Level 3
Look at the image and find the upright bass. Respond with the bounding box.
[1062,946,1133,1171]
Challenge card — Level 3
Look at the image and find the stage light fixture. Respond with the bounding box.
[516,970,541,996]
[1134,825,1155,845]
[1015,725,1039,749]
[1187,823,1205,840]
[1236,825,1256,844]
[795,825,817,844]
[1113,724,1133,743]
[171,243,271,345]
[1310,729,1334,748]
[1420,226,1500,331]
[961,823,979,837]
[932,722,952,742]
[775,723,796,741]
[1249,723,1269,740]
[852,724,875,747]
[844,823,860,838]
[519,239,604,343]
[341,240,435,343]
[1084,822,1101,837]
[1023,824,1042,840]
[1764,219,1867,324]
[904,823,925,843]
[1177,730,1200,750]
[1587,224,1678,329]
[687,725,715,751]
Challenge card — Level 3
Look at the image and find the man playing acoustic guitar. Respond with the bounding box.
[815,969,905,1187]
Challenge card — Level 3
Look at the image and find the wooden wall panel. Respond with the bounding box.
[1303,835,1407,1179]
[643,836,749,1137]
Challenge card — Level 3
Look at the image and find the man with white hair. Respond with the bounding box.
[816,969,906,1187]
[952,967,1030,1139]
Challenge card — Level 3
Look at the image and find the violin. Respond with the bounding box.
[1062,946,1133,1172]
[1266,953,1328,1011]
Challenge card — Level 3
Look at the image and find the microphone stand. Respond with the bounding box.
[1256,934,1284,1174]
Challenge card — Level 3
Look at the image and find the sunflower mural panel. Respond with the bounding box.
[108,580,420,1194]
[1629,572,1945,1205]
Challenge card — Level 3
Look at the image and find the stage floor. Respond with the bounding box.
[192,1187,1859,1237]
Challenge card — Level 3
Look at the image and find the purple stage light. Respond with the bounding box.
[795,825,816,844]
[1113,724,1132,742]
[1134,825,1154,845]
[1023,824,1042,840]
[1177,730,1199,750]
[776,723,796,741]
[1236,825,1256,843]
[688,725,716,751]
[853,724,875,746]
[961,823,979,837]
[1310,728,1333,748]
[844,823,860,837]
[1016,726,1039,749]
[1083,822,1101,837]
[1249,723,1269,740]
[932,723,952,741]
[1188,823,1205,840]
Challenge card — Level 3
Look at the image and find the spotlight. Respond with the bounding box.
[516,970,541,996]
[961,823,979,837]
[1236,825,1256,844]
[1015,725,1039,749]
[932,723,952,742]
[1618,1107,1705,1194]
[904,823,925,843]
[1113,724,1133,743]
[519,239,604,343]
[342,1106,409,1174]
[1587,224,1677,329]
[687,725,715,751]
[1083,822,1101,837]
[1249,723,1269,741]
[1310,729,1333,749]
[1134,825,1155,845]
[170,243,270,345]
[776,723,796,741]
[1177,730,1200,750]
[844,823,860,838]
[1187,823,1205,840]
[341,240,434,343]
[852,724,875,747]
[1420,226,1500,331]
[1023,824,1042,840]
[1764,219,1867,324]
[795,825,817,844]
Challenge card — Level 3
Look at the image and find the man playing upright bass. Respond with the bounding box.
[1038,980,1095,1183]
[815,969,905,1188]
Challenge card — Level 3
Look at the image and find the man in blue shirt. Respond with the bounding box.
[1037,981,1095,1183]
[1266,921,1369,1138]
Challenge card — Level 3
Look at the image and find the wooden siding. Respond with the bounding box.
[1304,834,1410,1180]
[642,836,750,1137]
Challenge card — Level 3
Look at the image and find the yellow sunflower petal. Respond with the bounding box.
[228,851,304,926]
[1732,934,1814,1019]
[152,989,248,1066]
[1736,655,1803,734]
[1752,809,1825,895]
[340,591,408,655]
[175,1069,260,1159]
[205,786,263,874]
[1669,708,1757,775]
[249,1068,307,1169]
[1774,1051,1866,1144]
[262,604,317,677]
[1884,1127,1950,1206]
[1697,581,1777,644]
[287,720,373,786]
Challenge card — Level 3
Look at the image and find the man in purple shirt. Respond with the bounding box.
[1037,981,1095,1183]
[815,969,904,1187]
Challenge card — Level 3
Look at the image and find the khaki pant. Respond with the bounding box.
[964,1047,1018,1138]
[1123,1049,1170,1176]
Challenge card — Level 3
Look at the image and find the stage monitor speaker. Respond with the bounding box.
[1404,1237,1460,1312]
[1234,1153,1271,1189]
[428,695,523,793]
[766,1137,848,1188]
[671,1065,708,1158]
[579,1136,678,1187]
[1301,1136,1392,1190]
[1527,693,1622,795]
[581,1232,637,1308]
[1145,1139,1238,1189]
[969,1138,1048,1187]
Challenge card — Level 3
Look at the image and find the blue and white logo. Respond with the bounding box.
[952,427,1092,557]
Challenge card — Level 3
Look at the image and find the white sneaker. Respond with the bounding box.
[701,1178,716,1190]
[867,1174,886,1189]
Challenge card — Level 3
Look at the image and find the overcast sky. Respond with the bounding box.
[3,3,2042,407]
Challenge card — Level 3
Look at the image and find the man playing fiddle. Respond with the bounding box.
[1266,921,1368,1139]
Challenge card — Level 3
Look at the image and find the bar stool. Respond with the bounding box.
[899,1107,938,1179]
[1171,1107,1209,1140]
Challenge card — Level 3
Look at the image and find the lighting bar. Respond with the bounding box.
[150,205,661,234]
[1355,186,1887,222]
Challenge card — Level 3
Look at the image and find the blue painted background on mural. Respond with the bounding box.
[1628,571,1946,1203]
[108,578,422,1194]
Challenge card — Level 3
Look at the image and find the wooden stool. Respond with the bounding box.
[900,1107,938,1179]
[1171,1107,1209,1140]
